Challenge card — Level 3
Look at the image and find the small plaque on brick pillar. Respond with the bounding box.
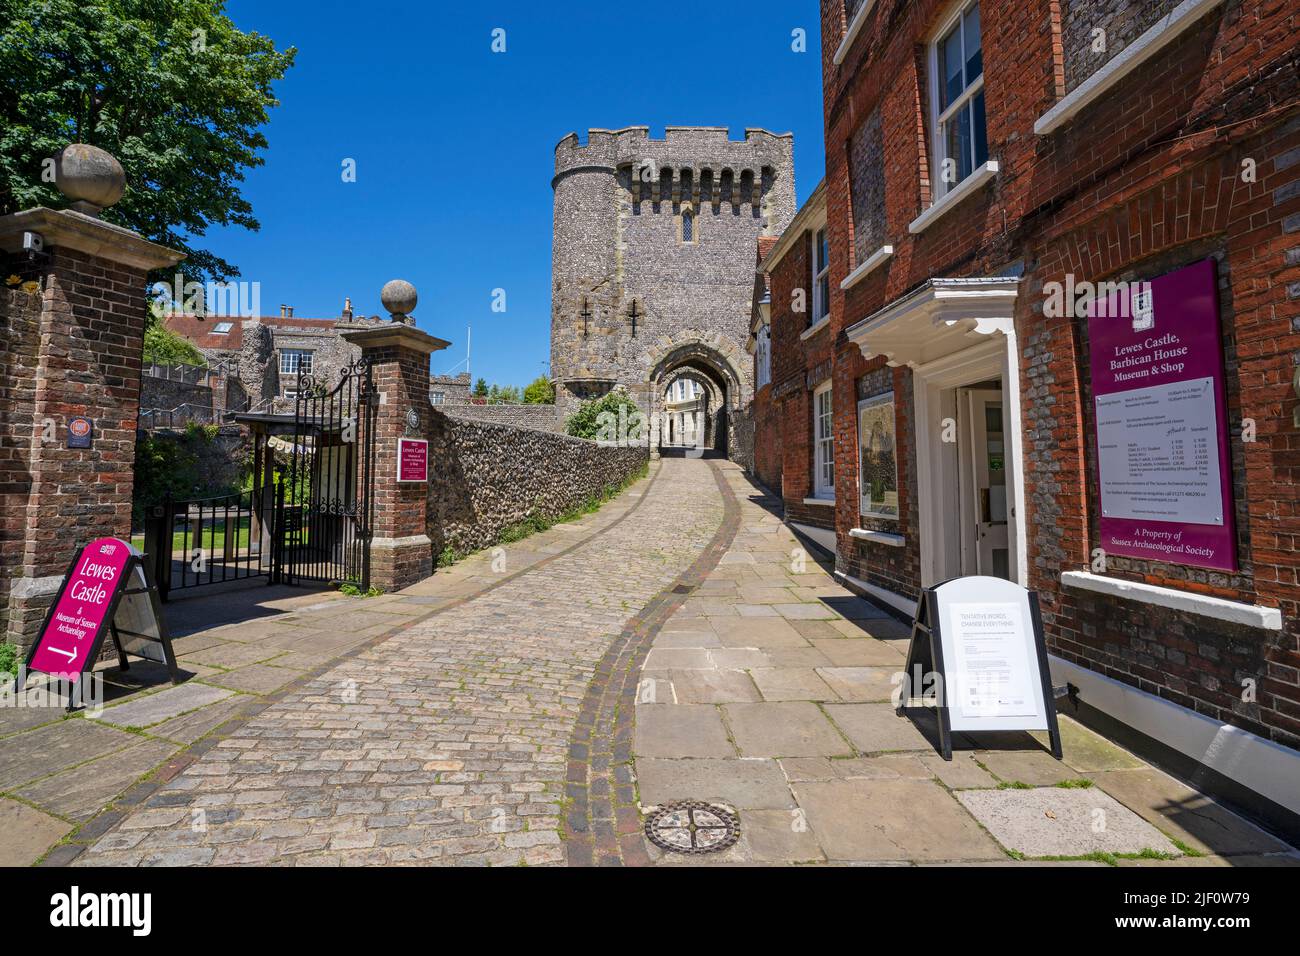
[397,437,428,483]
[66,415,93,448]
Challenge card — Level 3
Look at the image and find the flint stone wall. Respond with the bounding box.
[436,403,562,433]
[427,409,647,557]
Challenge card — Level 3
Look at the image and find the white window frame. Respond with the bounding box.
[813,380,835,499]
[857,392,899,521]
[928,0,986,201]
[212,321,233,334]
[811,228,830,325]
[279,349,313,375]
[431,391,446,405]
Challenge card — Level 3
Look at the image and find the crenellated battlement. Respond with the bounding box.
[554,126,794,179]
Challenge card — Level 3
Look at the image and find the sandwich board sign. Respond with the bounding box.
[898,575,1062,761]
[16,537,179,710]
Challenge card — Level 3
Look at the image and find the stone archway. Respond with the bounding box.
[642,332,749,458]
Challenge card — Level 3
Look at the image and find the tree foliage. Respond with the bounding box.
[523,376,555,405]
[0,0,296,282]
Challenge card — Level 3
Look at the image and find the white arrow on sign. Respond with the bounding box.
[45,646,77,663]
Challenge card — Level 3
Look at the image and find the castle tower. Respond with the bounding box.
[549,126,795,453]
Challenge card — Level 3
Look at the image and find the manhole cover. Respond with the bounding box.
[644,801,740,855]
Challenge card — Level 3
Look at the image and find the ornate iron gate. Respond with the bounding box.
[281,357,378,590]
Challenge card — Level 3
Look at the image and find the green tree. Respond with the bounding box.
[524,376,555,405]
[0,0,296,283]
[143,312,206,366]
[565,391,643,441]
[473,377,489,398]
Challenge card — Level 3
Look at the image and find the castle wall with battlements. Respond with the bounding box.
[549,127,796,424]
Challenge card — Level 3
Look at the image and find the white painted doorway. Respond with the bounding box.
[957,387,1011,580]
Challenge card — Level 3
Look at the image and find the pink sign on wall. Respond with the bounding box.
[28,537,132,676]
[1087,258,1236,571]
[397,438,428,483]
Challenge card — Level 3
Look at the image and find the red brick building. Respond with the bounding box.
[758,0,1300,827]
[750,183,843,547]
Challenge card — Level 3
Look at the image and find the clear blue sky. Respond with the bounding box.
[211,0,825,386]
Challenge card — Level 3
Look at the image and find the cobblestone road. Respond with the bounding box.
[78,459,723,866]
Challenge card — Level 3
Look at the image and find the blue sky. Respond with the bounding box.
[211,0,824,386]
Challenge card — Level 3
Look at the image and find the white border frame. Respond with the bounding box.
[912,335,1028,587]
[812,380,835,500]
[927,0,986,202]
[1035,0,1226,135]
[857,391,900,522]
[833,0,880,67]
[811,227,831,327]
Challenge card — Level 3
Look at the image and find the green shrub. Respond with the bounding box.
[143,315,206,366]
[132,427,241,523]
[0,642,19,679]
[565,391,643,441]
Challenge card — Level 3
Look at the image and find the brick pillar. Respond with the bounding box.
[340,323,449,592]
[0,208,183,650]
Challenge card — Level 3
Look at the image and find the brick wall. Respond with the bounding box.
[2,246,155,648]
[810,0,1300,752]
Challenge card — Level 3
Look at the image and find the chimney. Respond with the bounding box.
[342,297,353,320]
[279,304,287,318]
[286,305,294,318]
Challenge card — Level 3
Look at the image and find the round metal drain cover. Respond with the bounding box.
[644,801,740,855]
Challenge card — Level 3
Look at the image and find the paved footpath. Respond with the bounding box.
[42,458,1300,867]
[74,458,722,866]
[631,465,1300,866]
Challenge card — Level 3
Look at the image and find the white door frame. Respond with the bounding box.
[912,333,1028,587]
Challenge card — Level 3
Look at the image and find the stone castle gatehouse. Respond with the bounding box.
[549,126,795,454]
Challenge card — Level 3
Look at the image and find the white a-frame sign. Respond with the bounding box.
[898,576,1062,761]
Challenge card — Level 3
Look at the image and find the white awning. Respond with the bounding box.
[844,276,1019,369]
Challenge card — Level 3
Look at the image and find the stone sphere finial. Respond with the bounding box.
[53,144,125,217]
[381,279,418,324]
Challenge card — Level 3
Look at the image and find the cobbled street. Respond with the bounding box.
[66,459,1298,867]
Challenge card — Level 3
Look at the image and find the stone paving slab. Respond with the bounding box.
[1082,767,1292,856]
[200,663,304,694]
[723,702,851,757]
[94,683,235,729]
[0,797,72,866]
[637,757,793,809]
[147,696,249,745]
[976,748,1084,786]
[0,720,138,790]
[16,738,180,822]
[957,787,1180,858]
[635,704,734,757]
[823,702,935,753]
[815,666,896,702]
[794,778,1005,861]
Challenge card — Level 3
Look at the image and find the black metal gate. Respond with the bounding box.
[280,357,378,590]
[143,488,281,601]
